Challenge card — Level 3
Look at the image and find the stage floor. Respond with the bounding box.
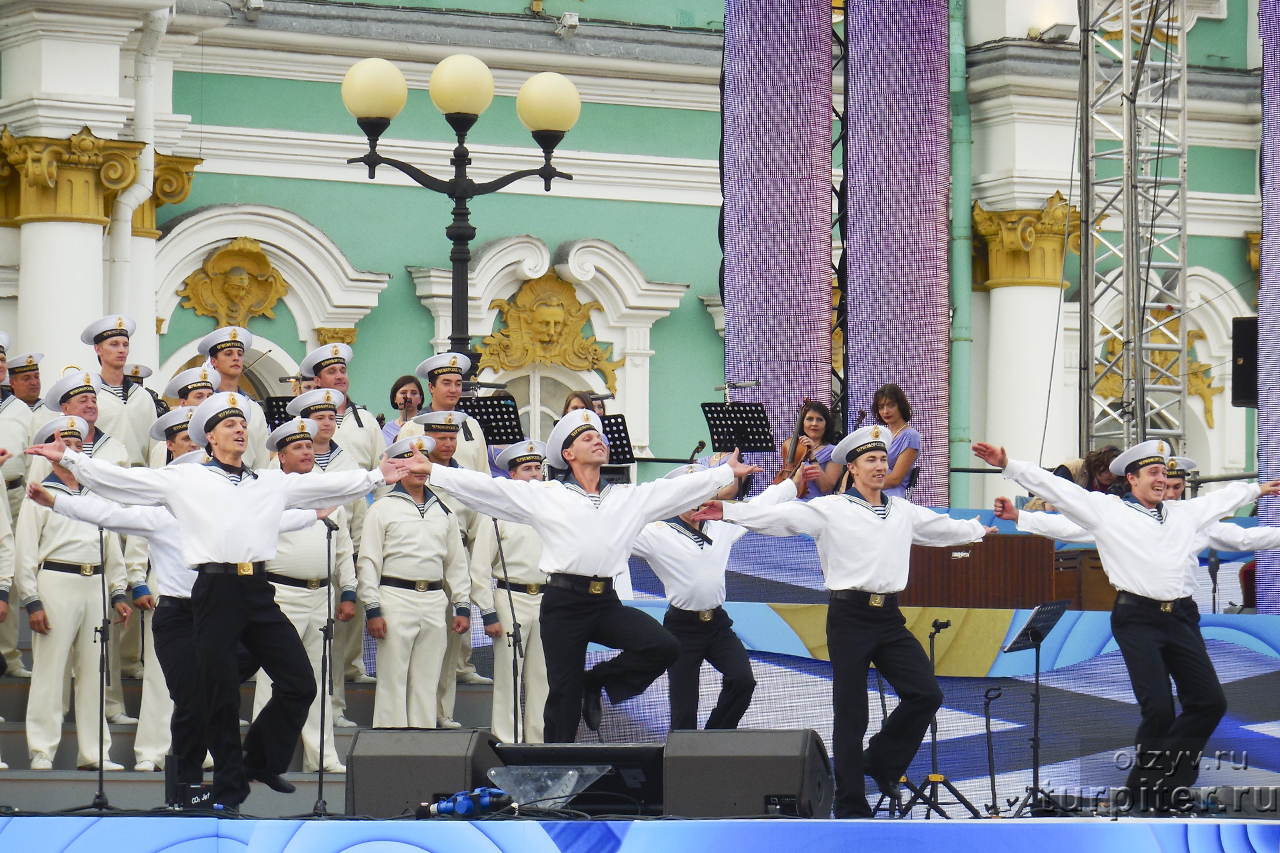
[0,815,1278,853]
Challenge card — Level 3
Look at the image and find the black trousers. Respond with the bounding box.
[664,606,756,730]
[192,573,316,806]
[539,585,680,743]
[827,596,943,819]
[153,597,263,784]
[1111,597,1227,808]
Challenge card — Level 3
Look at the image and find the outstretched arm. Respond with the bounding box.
[1179,481,1267,531]
[975,442,1106,530]
[429,464,540,525]
[637,462,740,523]
[719,496,826,539]
[49,448,171,507]
[906,504,989,546]
[1203,520,1280,552]
[1016,508,1096,544]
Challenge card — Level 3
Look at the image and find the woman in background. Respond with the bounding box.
[874,383,920,501]
[776,399,839,499]
[563,390,605,418]
[383,375,424,446]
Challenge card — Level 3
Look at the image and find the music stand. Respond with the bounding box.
[1003,599,1071,817]
[600,414,635,465]
[699,402,775,453]
[262,396,294,430]
[456,395,525,445]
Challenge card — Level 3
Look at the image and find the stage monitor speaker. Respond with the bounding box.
[1232,316,1258,408]
[345,728,501,817]
[662,729,833,818]
[494,742,665,816]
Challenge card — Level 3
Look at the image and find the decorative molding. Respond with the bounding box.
[0,264,17,298]
[699,294,724,338]
[0,125,143,226]
[172,124,722,207]
[316,326,357,345]
[410,235,689,450]
[155,204,389,352]
[178,235,289,328]
[128,152,203,238]
[173,45,721,113]
[972,191,1079,291]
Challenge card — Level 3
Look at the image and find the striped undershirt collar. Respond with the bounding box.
[1121,493,1165,523]
[840,487,890,519]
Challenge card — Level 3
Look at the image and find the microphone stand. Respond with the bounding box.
[313,515,339,816]
[70,524,115,812]
[492,518,524,742]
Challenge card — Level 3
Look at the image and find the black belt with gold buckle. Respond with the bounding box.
[380,577,444,592]
[496,579,544,595]
[830,589,899,608]
[196,561,266,577]
[546,574,613,595]
[43,560,102,577]
[669,604,721,623]
[268,574,328,590]
[5,477,23,491]
[1115,590,1187,613]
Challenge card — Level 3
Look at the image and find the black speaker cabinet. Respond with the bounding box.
[345,728,501,817]
[662,729,833,818]
[1233,316,1258,408]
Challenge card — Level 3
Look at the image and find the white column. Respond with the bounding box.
[17,221,106,377]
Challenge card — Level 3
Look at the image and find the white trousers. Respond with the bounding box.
[253,582,342,771]
[373,586,446,729]
[331,609,366,717]
[27,571,112,765]
[0,594,20,674]
[133,572,173,765]
[490,590,547,743]
[436,618,468,721]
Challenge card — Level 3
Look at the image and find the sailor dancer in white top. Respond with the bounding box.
[699,426,992,818]
[976,439,1279,811]
[25,390,411,809]
[410,408,761,743]
[633,459,813,731]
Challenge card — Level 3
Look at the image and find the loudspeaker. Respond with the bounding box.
[1232,316,1258,408]
[345,728,501,817]
[662,729,833,818]
[495,742,666,816]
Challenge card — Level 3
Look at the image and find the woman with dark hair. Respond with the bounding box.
[776,399,839,499]
[383,375,424,446]
[563,390,604,418]
[874,384,920,501]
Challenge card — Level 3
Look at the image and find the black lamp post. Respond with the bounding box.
[342,56,580,360]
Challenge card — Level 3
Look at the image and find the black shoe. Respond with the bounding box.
[245,766,296,794]
[870,771,902,802]
[582,683,603,732]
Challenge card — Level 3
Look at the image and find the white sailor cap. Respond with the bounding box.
[124,364,152,382]
[164,366,216,400]
[496,440,546,470]
[416,352,470,383]
[300,343,353,380]
[43,369,101,410]
[34,415,90,445]
[8,352,42,375]
[662,463,708,480]
[1166,456,1197,479]
[189,391,249,448]
[832,424,890,466]
[545,409,603,469]
[150,407,195,443]
[1109,439,1171,477]
[81,315,135,345]
[287,388,344,418]
[268,417,317,452]
[386,435,435,459]
[0,331,9,355]
[170,449,208,466]
[412,409,469,433]
[197,326,251,357]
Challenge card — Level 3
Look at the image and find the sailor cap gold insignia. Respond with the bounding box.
[25,356,33,366]
[229,329,238,341]
[199,369,208,381]
[449,355,458,368]
[582,412,591,422]
[331,345,340,357]
[324,391,332,402]
[527,442,536,452]
[1157,440,1165,454]
[872,426,881,439]
[414,438,425,451]
[115,317,124,329]
[66,418,76,430]
[445,413,454,424]
[228,393,237,406]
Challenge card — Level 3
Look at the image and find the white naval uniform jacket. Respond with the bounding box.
[27,429,129,486]
[356,485,470,618]
[0,393,32,487]
[334,403,389,475]
[0,494,16,604]
[94,378,157,467]
[428,463,737,582]
[13,478,128,610]
[268,504,357,599]
[722,489,987,594]
[1016,507,1280,600]
[633,479,798,611]
[50,491,318,599]
[397,406,489,475]
[58,449,385,567]
[1003,458,1261,602]
[469,515,546,616]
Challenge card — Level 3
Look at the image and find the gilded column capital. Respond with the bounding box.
[0,125,144,227]
[972,191,1080,292]
[316,327,358,346]
[128,153,203,239]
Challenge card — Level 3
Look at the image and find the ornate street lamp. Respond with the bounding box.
[341,55,581,359]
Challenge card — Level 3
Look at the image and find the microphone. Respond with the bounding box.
[715,380,760,391]
[320,515,339,532]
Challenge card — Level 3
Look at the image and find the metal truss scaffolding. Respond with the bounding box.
[1079,0,1189,455]
[832,8,850,429]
